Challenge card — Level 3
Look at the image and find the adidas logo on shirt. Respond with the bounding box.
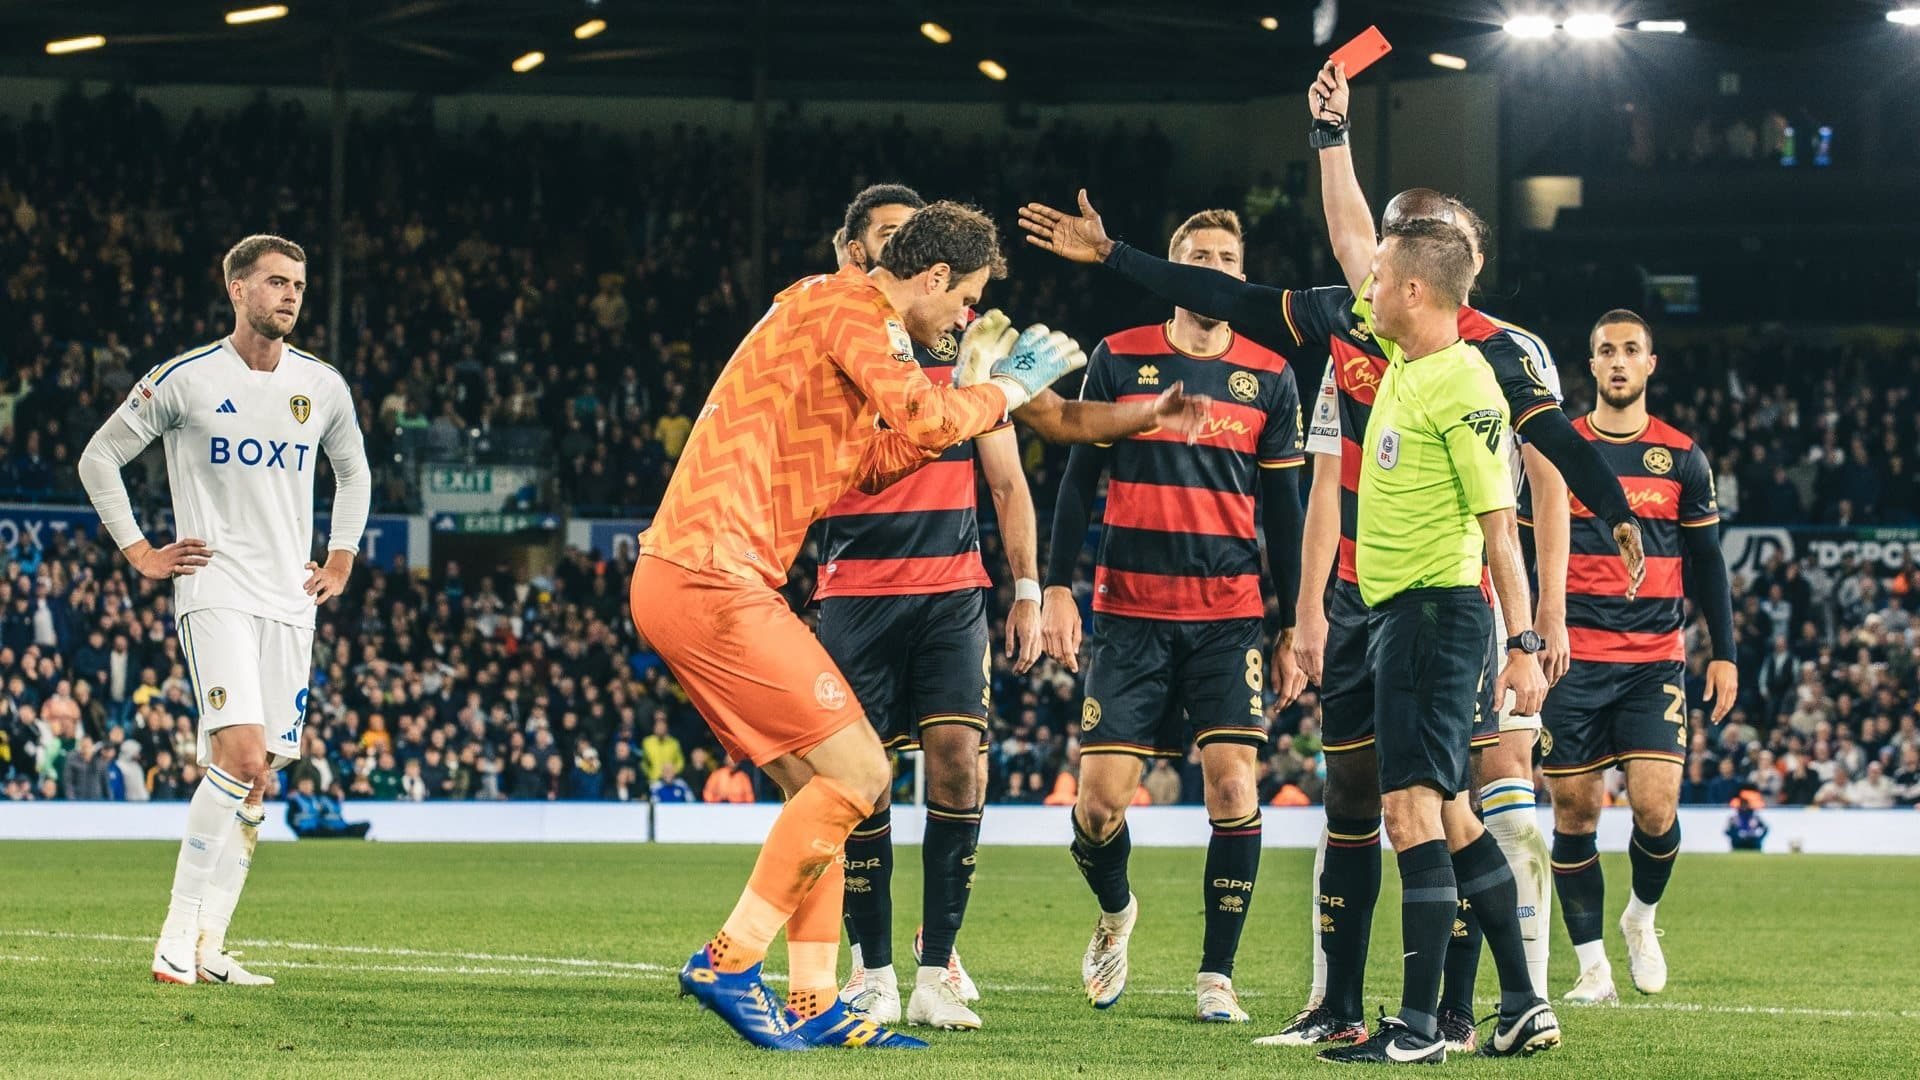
[216,399,238,414]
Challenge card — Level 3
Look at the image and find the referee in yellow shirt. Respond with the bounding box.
[1316,219,1559,1065]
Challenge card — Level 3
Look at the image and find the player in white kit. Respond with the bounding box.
[78,235,371,986]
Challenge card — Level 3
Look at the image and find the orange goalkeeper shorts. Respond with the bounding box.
[629,554,865,765]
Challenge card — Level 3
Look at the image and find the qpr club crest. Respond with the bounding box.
[1376,429,1400,470]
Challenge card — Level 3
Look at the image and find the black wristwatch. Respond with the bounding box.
[1507,631,1545,655]
[1309,117,1350,150]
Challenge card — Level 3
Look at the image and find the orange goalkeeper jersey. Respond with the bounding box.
[639,264,1009,590]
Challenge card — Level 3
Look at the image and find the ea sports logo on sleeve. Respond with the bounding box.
[813,673,848,711]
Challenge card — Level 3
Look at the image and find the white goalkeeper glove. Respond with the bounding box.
[988,324,1088,411]
[953,308,1017,389]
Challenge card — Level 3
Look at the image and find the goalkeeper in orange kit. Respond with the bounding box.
[633,201,1207,1051]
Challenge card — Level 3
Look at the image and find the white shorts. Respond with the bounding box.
[179,608,313,770]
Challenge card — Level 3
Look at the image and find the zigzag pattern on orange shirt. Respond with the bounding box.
[639,265,1007,589]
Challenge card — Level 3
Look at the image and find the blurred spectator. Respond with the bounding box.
[641,715,683,785]
[1726,796,1769,850]
[703,756,755,804]
[651,761,693,803]
[286,776,371,839]
[1144,760,1181,806]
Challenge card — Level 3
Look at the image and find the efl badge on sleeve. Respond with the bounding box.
[885,319,914,363]
[1377,429,1399,470]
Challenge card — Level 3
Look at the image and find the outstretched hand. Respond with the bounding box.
[1017,189,1115,264]
[1151,381,1214,444]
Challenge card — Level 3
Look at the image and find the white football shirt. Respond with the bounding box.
[116,338,365,629]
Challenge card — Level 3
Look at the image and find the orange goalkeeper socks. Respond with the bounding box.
[783,858,847,1018]
[708,774,872,974]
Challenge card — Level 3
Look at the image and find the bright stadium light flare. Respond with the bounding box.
[1636,19,1686,33]
[1565,13,1617,39]
[225,5,288,24]
[1890,8,1920,26]
[511,50,545,73]
[1503,15,1555,39]
[920,21,952,44]
[978,58,1007,81]
[1260,16,1280,31]
[574,18,606,40]
[45,35,106,54]
[1429,52,1468,70]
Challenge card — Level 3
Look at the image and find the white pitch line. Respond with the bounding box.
[10,930,1917,1020]
[0,929,667,973]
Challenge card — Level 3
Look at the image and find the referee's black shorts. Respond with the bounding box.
[1365,586,1491,797]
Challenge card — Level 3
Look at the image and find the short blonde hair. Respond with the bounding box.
[1168,208,1244,260]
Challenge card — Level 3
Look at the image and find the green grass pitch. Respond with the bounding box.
[0,840,1912,1078]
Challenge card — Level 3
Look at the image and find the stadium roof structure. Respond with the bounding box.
[0,0,1901,102]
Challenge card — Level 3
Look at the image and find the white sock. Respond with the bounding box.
[198,802,265,957]
[1480,776,1550,998]
[1309,825,1329,1004]
[161,766,249,941]
[1574,939,1608,974]
[1622,894,1658,927]
[912,965,944,990]
[867,963,897,990]
[848,942,864,975]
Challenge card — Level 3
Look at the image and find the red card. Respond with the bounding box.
[1329,25,1392,77]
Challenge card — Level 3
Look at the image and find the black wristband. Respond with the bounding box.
[1309,118,1350,150]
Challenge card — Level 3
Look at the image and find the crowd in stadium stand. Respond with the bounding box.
[2,87,1918,810]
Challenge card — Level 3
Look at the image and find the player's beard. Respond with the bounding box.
[1598,381,1646,410]
[1188,313,1223,333]
[245,306,294,341]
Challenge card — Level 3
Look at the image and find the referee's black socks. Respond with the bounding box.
[1452,830,1537,1016]
[1395,840,1457,1038]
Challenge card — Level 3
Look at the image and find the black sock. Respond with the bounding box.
[1396,839,1456,1039]
[1453,831,1535,1016]
[1552,830,1604,947]
[1439,895,1482,1017]
[1200,812,1261,978]
[843,808,894,969]
[920,801,982,970]
[1321,816,1382,1021]
[1629,821,1681,907]
[1070,814,1132,915]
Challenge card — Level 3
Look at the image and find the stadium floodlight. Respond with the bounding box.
[225,5,288,25]
[1890,8,1920,26]
[574,19,606,40]
[511,50,545,73]
[45,35,106,54]
[1565,13,1617,39]
[978,58,1007,81]
[1635,19,1686,33]
[1260,16,1280,31]
[1503,14,1555,39]
[1429,52,1468,69]
[920,22,952,44]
